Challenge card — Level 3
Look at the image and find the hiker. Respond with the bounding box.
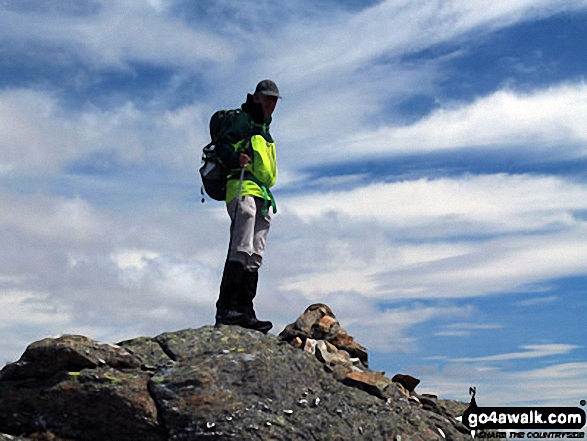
[214,80,280,334]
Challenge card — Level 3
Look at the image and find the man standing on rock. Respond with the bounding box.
[214,80,280,334]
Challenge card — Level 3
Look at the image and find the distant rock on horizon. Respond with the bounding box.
[0,304,472,440]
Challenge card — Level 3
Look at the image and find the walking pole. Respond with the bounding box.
[220,165,245,318]
[237,166,245,199]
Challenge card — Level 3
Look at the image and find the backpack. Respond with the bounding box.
[199,109,241,201]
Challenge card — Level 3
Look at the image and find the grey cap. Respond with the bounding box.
[254,79,281,98]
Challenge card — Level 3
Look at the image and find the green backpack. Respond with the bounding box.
[199,109,241,201]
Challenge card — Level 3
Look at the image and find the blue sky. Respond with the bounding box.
[1,0,586,407]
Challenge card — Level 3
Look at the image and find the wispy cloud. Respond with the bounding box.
[435,322,504,337]
[0,0,233,69]
[0,187,228,363]
[271,0,587,84]
[453,344,580,363]
[325,299,474,353]
[514,295,560,307]
[278,173,587,299]
[417,361,587,406]
[0,89,209,174]
[308,82,587,165]
[283,174,587,230]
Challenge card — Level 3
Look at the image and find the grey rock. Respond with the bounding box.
[0,335,140,381]
[0,311,473,440]
[0,335,163,441]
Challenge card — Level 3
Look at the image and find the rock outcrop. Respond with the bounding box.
[0,305,471,440]
[279,303,425,400]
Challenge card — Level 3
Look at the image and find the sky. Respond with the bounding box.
[0,0,586,408]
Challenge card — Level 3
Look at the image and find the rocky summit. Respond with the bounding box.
[0,304,472,441]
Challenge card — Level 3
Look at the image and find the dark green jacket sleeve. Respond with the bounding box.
[215,112,252,170]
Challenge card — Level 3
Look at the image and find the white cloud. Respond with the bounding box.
[0,291,70,330]
[435,322,504,337]
[514,295,560,307]
[147,0,171,13]
[4,0,586,157]
[417,361,587,406]
[4,0,585,77]
[522,362,587,381]
[309,82,587,164]
[0,90,80,173]
[453,344,580,363]
[282,293,475,353]
[433,228,587,297]
[0,89,209,174]
[277,173,587,299]
[258,0,587,149]
[0,189,114,247]
[418,349,587,407]
[284,174,587,231]
[4,5,587,177]
[112,249,160,270]
[0,0,233,69]
[0,188,230,363]
[354,303,474,352]
[279,221,587,300]
[0,290,72,363]
[271,0,587,86]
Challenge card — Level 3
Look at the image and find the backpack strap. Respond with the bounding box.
[228,170,277,217]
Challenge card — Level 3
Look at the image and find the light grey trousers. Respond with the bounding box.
[227,196,271,271]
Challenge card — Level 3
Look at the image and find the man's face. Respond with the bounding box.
[254,94,278,117]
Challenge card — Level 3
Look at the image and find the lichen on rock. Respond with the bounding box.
[0,305,472,441]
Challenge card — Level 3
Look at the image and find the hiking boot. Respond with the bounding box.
[241,311,273,334]
[216,259,245,318]
[241,270,273,334]
[215,260,272,333]
[215,308,272,333]
[215,308,247,327]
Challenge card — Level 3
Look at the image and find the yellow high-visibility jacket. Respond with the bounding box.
[223,96,277,213]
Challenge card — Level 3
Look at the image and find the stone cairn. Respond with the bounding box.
[278,303,438,410]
